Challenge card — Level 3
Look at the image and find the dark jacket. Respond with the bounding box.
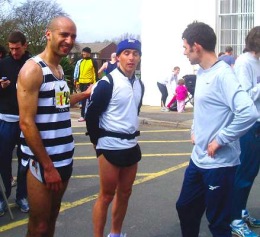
[0,51,31,115]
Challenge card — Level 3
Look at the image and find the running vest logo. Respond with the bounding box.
[59,85,65,91]
[208,185,220,190]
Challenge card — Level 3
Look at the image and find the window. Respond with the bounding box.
[217,0,254,57]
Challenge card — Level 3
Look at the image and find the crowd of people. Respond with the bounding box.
[0,15,260,237]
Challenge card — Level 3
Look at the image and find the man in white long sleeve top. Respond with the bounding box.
[175,21,258,237]
[230,26,260,237]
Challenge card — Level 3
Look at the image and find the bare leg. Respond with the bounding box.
[92,155,120,237]
[26,170,68,237]
[111,164,138,234]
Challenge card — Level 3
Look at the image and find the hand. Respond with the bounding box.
[0,79,10,88]
[83,84,93,98]
[74,81,79,90]
[44,166,62,192]
[191,134,195,145]
[207,139,221,158]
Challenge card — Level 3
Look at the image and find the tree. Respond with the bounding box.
[5,0,67,55]
[95,33,141,45]
[112,33,141,44]
[13,0,68,55]
[0,0,11,5]
[0,16,19,47]
[60,57,75,93]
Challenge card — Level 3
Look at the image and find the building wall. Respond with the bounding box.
[140,0,258,106]
[98,43,117,69]
[255,0,260,24]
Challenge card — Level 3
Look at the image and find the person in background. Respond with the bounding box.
[17,16,92,237]
[218,46,236,67]
[158,66,180,112]
[218,51,225,57]
[0,31,30,217]
[170,66,180,88]
[86,39,143,237]
[73,47,98,122]
[175,21,258,237]
[175,78,188,113]
[1,44,17,188]
[157,76,169,111]
[230,26,260,237]
[0,45,7,60]
[98,52,118,78]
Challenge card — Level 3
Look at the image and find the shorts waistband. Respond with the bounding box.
[99,129,140,140]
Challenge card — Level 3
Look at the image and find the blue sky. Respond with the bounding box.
[5,0,141,43]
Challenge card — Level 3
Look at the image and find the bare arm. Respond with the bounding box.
[17,60,62,191]
[98,62,108,77]
[70,84,93,106]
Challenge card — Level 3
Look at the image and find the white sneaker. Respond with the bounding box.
[78,117,85,122]
[161,107,169,112]
[107,233,126,237]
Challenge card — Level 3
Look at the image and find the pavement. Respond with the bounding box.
[70,104,193,129]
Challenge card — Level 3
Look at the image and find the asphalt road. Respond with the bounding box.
[1,121,260,237]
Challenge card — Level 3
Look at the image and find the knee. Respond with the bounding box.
[99,192,115,205]
[176,201,182,212]
[28,221,49,236]
[117,188,132,201]
[176,199,187,214]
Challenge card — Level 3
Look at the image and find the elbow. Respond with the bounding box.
[19,118,33,134]
[253,111,259,122]
[251,105,259,122]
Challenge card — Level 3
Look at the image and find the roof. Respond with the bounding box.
[71,42,116,54]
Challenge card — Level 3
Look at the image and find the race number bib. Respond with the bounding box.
[54,81,70,109]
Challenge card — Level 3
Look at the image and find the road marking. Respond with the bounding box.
[12,153,191,162]
[0,162,189,233]
[75,140,191,146]
[139,140,191,143]
[73,129,189,135]
[140,129,190,133]
[70,172,168,179]
[134,161,189,185]
[73,153,191,160]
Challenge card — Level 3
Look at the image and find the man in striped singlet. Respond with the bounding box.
[17,16,92,237]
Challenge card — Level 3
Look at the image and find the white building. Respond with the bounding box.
[141,0,260,106]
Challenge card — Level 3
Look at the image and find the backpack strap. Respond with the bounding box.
[106,73,114,88]
[106,73,144,115]
[138,78,145,115]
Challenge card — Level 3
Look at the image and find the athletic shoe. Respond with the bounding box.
[16,198,29,213]
[230,220,259,237]
[78,117,85,122]
[0,200,7,217]
[161,107,169,112]
[242,210,260,228]
[107,233,126,237]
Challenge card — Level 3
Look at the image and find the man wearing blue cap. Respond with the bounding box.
[86,39,144,237]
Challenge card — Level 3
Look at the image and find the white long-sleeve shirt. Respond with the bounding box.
[191,60,258,169]
[234,52,260,122]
